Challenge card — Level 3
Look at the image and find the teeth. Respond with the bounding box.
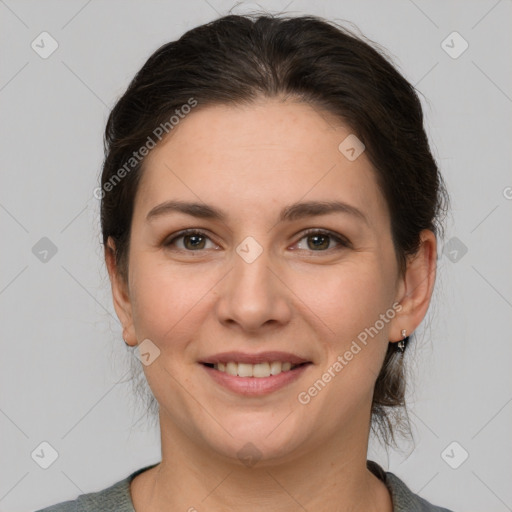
[270,361,284,375]
[237,363,253,377]
[226,362,238,376]
[213,361,299,377]
[253,362,270,377]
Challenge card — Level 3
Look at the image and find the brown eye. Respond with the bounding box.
[295,229,349,252]
[164,230,217,251]
[306,233,330,250]
[183,233,206,250]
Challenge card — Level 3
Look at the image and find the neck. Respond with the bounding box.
[131,412,392,512]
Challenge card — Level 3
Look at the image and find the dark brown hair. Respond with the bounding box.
[100,13,448,444]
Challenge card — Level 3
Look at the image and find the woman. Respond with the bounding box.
[37,13,453,512]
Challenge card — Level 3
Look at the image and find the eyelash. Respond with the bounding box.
[163,228,350,253]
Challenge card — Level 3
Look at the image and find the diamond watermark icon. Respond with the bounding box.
[441,441,469,469]
[443,237,468,263]
[441,31,468,59]
[338,134,365,161]
[134,338,161,366]
[31,441,59,469]
[32,237,58,263]
[237,442,263,467]
[31,31,59,59]
[236,236,263,263]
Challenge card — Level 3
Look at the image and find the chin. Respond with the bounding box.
[198,410,314,467]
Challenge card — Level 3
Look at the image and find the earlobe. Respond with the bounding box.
[105,237,138,347]
[390,230,437,342]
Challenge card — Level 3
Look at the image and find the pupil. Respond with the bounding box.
[185,235,204,249]
[309,235,328,250]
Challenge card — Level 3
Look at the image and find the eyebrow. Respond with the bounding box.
[146,199,369,226]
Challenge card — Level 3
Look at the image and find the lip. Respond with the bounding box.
[201,361,312,397]
[200,351,310,365]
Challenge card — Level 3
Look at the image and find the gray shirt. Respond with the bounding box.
[35,460,455,511]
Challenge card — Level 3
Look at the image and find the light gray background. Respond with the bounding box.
[1,1,511,511]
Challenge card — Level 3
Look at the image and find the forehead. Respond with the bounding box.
[135,99,389,229]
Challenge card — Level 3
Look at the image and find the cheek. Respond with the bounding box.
[296,259,393,340]
[294,257,396,410]
[128,253,219,343]
[294,269,393,427]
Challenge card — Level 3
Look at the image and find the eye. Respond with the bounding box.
[293,229,350,252]
[164,229,218,251]
[163,228,350,253]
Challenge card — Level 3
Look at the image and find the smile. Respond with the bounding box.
[207,361,303,378]
[201,355,311,395]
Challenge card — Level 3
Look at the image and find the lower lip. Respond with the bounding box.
[201,363,311,396]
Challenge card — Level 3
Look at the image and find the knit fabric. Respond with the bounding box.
[35,460,455,512]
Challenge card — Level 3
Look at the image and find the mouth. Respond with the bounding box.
[202,361,307,378]
[200,351,312,396]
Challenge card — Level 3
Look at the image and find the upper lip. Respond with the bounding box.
[200,351,310,365]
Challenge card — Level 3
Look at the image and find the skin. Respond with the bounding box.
[105,98,437,512]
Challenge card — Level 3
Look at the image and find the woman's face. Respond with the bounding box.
[111,99,415,464]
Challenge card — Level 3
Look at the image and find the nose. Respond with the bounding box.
[214,242,292,333]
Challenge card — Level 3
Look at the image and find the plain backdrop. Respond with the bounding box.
[1,1,511,511]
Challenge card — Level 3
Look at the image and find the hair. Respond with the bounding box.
[100,13,449,445]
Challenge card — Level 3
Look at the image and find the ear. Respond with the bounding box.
[389,229,437,343]
[105,237,138,347]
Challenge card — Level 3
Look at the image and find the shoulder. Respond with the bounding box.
[367,460,456,512]
[34,500,78,512]
[33,463,159,512]
[33,479,131,512]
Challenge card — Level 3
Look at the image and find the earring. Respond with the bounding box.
[396,329,408,354]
